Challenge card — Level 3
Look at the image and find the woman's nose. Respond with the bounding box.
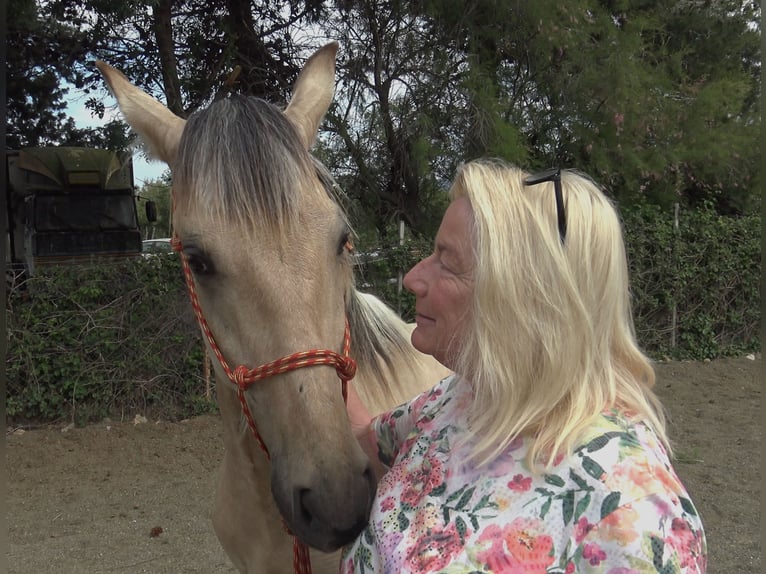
[403,260,426,296]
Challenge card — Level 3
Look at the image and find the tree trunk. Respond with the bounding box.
[153,0,184,117]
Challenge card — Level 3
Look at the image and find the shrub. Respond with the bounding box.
[623,203,760,359]
[6,256,212,425]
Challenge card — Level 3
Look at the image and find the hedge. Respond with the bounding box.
[6,256,210,425]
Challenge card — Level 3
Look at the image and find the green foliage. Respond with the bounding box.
[7,0,109,148]
[6,256,214,425]
[622,203,760,359]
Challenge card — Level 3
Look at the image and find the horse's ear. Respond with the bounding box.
[95,61,185,166]
[284,42,338,149]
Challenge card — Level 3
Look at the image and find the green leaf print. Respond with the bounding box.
[574,492,591,521]
[650,535,665,570]
[600,492,621,519]
[582,431,623,453]
[569,469,591,490]
[539,498,552,519]
[561,489,575,524]
[680,496,698,516]
[455,486,476,510]
[581,455,606,480]
[472,494,492,512]
[447,485,467,504]
[354,543,373,573]
[544,473,566,487]
[455,516,468,543]
[430,482,447,497]
[397,510,409,530]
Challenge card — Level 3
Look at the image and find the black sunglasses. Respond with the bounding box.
[523,167,567,244]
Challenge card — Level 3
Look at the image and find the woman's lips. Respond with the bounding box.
[415,313,435,325]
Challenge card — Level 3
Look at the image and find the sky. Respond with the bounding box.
[66,90,169,187]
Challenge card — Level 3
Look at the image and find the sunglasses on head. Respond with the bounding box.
[523,167,567,244]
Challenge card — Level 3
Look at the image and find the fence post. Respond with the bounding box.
[671,203,679,349]
[397,218,405,313]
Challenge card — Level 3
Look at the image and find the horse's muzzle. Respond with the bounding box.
[271,460,376,552]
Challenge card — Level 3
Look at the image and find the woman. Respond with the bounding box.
[343,159,707,573]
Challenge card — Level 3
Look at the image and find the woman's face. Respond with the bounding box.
[403,197,475,369]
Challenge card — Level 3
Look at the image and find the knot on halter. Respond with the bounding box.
[233,365,250,390]
[335,355,357,382]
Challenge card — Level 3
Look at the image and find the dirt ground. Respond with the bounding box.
[7,356,761,573]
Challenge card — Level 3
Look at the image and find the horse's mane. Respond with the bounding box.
[347,291,429,407]
[174,95,323,232]
[175,95,426,408]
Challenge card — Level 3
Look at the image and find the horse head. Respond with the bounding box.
[97,43,376,552]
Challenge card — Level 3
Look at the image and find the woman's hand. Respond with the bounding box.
[346,383,387,480]
[346,382,373,441]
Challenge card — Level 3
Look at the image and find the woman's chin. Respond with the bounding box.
[409,328,431,357]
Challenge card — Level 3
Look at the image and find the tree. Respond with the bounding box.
[7,0,94,148]
[413,0,760,213]
[320,0,466,241]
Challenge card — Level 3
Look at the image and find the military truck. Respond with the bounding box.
[6,146,155,275]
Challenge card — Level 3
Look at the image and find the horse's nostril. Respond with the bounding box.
[298,488,313,526]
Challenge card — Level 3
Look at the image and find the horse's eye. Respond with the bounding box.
[183,249,214,276]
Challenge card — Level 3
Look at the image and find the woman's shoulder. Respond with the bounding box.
[553,410,695,509]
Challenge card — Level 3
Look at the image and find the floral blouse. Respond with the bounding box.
[341,375,707,573]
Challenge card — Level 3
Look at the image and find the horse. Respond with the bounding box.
[97,42,450,573]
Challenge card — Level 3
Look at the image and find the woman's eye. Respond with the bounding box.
[337,230,352,256]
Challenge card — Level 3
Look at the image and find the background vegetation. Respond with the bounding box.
[6,0,761,423]
[7,202,759,425]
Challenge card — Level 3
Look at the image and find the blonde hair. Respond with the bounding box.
[450,159,668,470]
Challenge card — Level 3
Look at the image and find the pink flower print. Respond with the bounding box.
[405,522,464,574]
[574,517,595,543]
[380,496,396,512]
[582,542,607,566]
[411,387,443,417]
[668,517,704,569]
[505,529,554,571]
[401,455,444,508]
[476,519,554,572]
[507,473,532,492]
[564,563,575,574]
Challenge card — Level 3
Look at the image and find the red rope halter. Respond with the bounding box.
[171,234,356,574]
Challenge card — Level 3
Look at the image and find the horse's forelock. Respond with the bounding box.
[173,95,319,231]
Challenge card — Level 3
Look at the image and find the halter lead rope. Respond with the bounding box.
[171,234,356,574]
